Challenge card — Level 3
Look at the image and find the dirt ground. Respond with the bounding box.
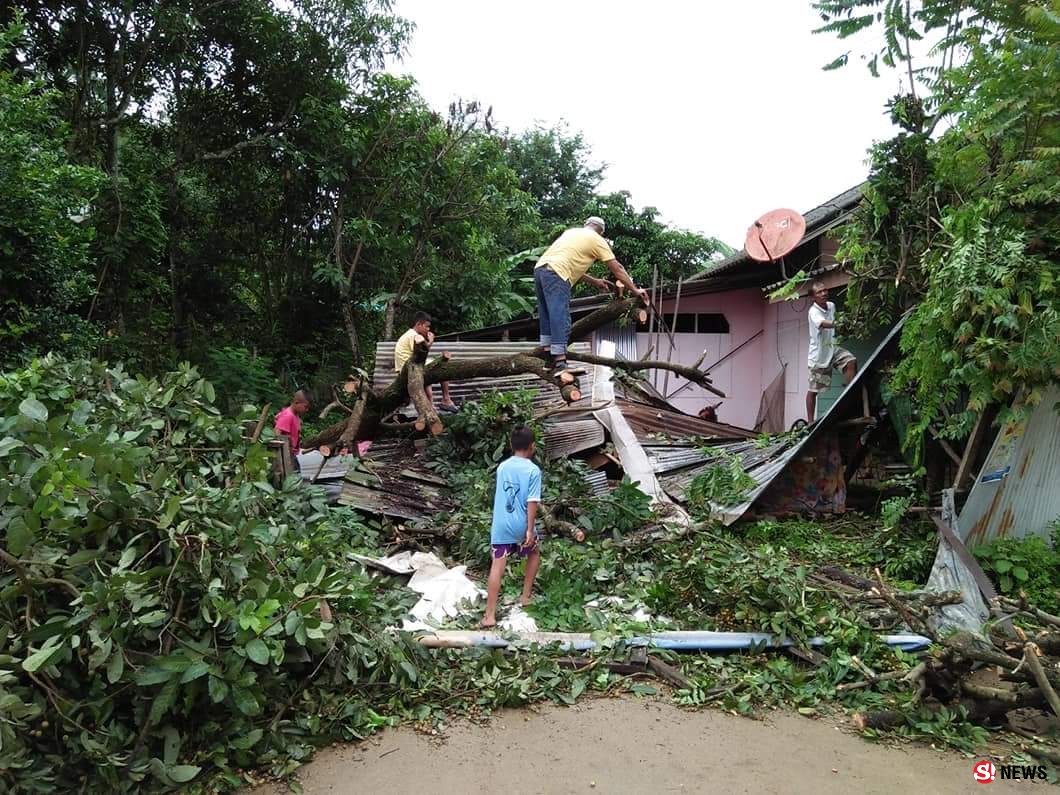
[254,698,1028,794]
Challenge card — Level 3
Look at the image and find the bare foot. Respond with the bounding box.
[480,619,497,628]
[520,598,532,608]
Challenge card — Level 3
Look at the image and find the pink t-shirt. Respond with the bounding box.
[274,406,301,452]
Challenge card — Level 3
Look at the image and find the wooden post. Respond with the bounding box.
[662,277,683,397]
[249,403,271,442]
[953,410,989,491]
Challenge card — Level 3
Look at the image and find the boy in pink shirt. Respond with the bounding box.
[274,391,310,456]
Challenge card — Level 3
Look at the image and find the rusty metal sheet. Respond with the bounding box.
[617,399,754,441]
[337,443,453,522]
[372,341,594,411]
[959,385,1060,547]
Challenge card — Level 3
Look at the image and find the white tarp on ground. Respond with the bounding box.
[354,551,537,632]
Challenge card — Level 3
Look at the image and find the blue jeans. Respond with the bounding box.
[534,266,572,356]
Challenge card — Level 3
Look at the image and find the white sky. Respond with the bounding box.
[390,0,909,247]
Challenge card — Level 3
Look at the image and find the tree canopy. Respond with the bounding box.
[0,4,728,400]
[816,0,1059,442]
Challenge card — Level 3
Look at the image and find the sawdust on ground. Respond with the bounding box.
[253,698,1024,794]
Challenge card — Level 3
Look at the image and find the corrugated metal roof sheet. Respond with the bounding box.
[617,398,755,441]
[337,441,454,522]
[372,341,594,410]
[595,320,639,362]
[959,385,1060,547]
[583,469,609,497]
[543,417,606,459]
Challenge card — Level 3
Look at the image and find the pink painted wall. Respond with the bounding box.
[625,288,813,430]
[637,289,765,429]
[761,297,814,430]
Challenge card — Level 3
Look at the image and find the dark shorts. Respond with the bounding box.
[491,539,539,559]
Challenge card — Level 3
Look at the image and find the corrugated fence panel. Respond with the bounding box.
[959,385,1060,547]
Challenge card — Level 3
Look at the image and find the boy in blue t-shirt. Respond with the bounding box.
[482,425,543,627]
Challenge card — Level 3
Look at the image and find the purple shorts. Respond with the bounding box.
[491,539,539,559]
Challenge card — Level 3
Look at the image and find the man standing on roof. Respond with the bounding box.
[394,311,459,413]
[806,282,857,422]
[534,217,649,371]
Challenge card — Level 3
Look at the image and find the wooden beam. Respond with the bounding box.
[953,410,990,491]
[928,425,963,468]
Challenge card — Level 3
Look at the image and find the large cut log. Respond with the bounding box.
[302,297,717,449]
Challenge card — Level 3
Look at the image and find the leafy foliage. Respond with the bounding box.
[973,536,1060,612]
[0,22,105,368]
[816,0,1060,445]
[685,451,757,511]
[0,356,426,790]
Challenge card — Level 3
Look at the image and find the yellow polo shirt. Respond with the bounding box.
[535,228,615,285]
[393,328,417,372]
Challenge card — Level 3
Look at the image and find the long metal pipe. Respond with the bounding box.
[416,629,931,653]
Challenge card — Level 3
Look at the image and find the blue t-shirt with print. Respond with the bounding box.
[490,455,542,544]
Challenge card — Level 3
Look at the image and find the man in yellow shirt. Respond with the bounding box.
[394,312,458,412]
[535,217,648,370]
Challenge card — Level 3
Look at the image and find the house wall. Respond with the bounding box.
[640,286,860,430]
[639,288,766,428]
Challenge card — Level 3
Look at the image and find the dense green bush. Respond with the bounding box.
[0,356,423,791]
[973,535,1060,614]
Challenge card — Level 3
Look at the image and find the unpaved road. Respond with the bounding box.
[256,699,1025,794]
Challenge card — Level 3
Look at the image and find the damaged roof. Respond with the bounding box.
[654,312,907,524]
[618,398,754,442]
[336,439,454,523]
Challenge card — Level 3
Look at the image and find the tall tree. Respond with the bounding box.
[504,123,604,226]
[815,0,1059,439]
[0,21,105,368]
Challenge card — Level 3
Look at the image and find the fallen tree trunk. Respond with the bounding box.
[303,297,718,450]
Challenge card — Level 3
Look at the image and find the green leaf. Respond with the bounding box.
[159,495,181,529]
[149,679,179,724]
[0,437,23,457]
[994,558,1012,573]
[136,667,173,686]
[167,765,201,784]
[202,381,216,403]
[162,726,181,766]
[245,639,270,665]
[399,660,418,682]
[22,636,63,672]
[67,549,100,567]
[180,660,211,683]
[1011,566,1029,582]
[19,398,48,422]
[232,688,261,716]
[106,650,125,683]
[230,728,263,750]
[208,676,229,703]
[629,683,658,696]
[7,517,34,556]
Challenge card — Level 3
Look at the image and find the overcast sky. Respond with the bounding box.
[390,0,909,247]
